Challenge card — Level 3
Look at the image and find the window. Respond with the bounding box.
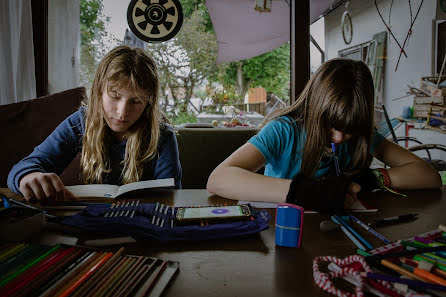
[436,20,446,75]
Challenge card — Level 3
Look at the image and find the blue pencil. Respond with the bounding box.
[334,215,374,250]
[331,143,340,176]
[331,216,366,251]
[364,272,446,292]
[349,215,391,244]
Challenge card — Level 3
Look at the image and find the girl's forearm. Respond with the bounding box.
[207,167,291,202]
[387,162,442,190]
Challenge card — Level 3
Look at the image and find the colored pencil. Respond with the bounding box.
[0,243,27,262]
[120,264,151,297]
[356,249,371,257]
[103,258,143,297]
[414,255,446,271]
[125,259,159,297]
[0,246,48,279]
[0,245,60,287]
[94,256,135,297]
[111,256,148,297]
[28,248,86,297]
[364,272,446,292]
[380,259,426,281]
[334,215,373,250]
[421,253,446,266]
[350,215,391,244]
[412,266,446,286]
[331,216,366,250]
[367,245,446,261]
[3,247,74,297]
[83,256,131,297]
[0,243,176,297]
[40,251,98,297]
[134,260,168,297]
[70,247,125,297]
[331,143,340,176]
[58,251,113,297]
[401,240,429,249]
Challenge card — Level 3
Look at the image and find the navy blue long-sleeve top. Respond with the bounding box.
[7,107,182,193]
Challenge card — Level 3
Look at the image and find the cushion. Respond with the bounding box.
[0,87,85,187]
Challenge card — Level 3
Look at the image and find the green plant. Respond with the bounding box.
[206,85,240,105]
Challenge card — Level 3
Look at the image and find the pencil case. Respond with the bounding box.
[61,203,271,243]
[275,203,304,248]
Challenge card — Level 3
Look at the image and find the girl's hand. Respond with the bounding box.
[344,182,361,209]
[286,174,349,215]
[19,172,77,203]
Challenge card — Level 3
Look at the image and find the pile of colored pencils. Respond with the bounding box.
[0,242,178,297]
[362,227,446,296]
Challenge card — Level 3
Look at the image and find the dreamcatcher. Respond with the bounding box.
[375,0,424,71]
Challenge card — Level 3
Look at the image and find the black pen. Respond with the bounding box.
[368,213,419,227]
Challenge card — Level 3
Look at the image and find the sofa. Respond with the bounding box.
[0,88,258,189]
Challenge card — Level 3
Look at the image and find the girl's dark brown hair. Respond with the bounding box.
[263,58,375,176]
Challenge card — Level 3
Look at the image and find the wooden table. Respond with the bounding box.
[1,187,445,297]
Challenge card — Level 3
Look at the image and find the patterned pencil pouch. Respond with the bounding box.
[61,202,271,243]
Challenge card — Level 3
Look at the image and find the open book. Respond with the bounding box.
[66,178,174,198]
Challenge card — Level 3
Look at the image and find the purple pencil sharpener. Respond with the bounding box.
[275,203,304,248]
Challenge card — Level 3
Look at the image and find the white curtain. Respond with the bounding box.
[0,0,36,105]
[206,0,337,64]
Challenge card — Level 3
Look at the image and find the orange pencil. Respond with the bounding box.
[413,267,446,286]
[58,251,113,297]
[401,257,446,279]
[381,259,426,281]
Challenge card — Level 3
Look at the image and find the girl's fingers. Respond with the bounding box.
[64,188,79,201]
[47,174,66,201]
[20,184,36,202]
[19,172,68,203]
[28,179,48,204]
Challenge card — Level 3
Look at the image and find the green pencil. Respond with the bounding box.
[0,245,60,287]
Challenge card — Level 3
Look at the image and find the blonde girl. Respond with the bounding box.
[8,46,182,202]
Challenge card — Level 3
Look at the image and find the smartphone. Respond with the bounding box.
[176,205,252,223]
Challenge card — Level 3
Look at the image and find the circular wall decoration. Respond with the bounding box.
[127,0,183,43]
[341,11,353,45]
[440,0,446,13]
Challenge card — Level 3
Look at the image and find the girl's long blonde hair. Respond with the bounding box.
[81,45,165,184]
[264,58,375,177]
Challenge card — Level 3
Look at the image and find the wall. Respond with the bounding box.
[48,0,80,94]
[324,0,445,159]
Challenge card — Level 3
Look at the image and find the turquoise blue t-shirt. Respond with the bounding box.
[248,116,384,179]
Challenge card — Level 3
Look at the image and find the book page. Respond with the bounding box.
[115,178,175,197]
[66,184,119,198]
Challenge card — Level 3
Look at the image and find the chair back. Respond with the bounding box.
[0,88,85,187]
[176,127,259,188]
